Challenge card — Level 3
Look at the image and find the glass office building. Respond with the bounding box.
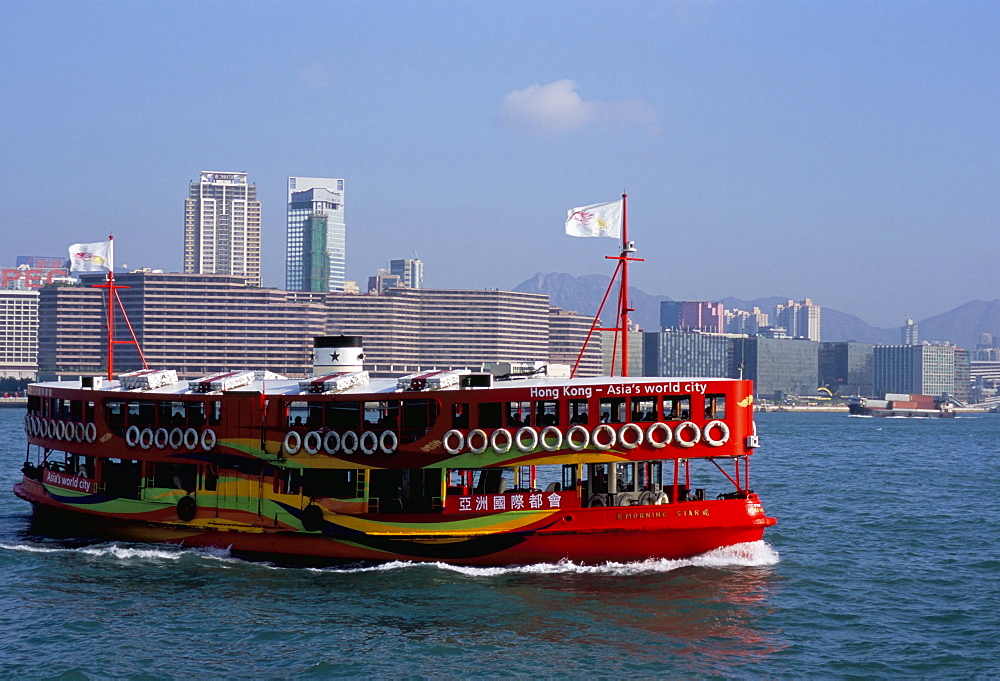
[286,177,345,292]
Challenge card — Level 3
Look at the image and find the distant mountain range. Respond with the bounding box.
[513,272,1000,349]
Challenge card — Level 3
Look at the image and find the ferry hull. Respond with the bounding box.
[15,481,774,566]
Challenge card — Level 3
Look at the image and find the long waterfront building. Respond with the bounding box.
[37,275,600,380]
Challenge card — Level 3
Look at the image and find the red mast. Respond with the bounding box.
[571,193,643,378]
[89,235,148,379]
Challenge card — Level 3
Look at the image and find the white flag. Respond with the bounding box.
[565,200,622,238]
[68,240,113,272]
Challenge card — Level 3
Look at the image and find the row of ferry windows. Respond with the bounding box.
[33,393,725,435]
[453,394,726,430]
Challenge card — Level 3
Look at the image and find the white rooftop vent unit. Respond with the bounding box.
[254,370,287,381]
[190,370,256,393]
[118,369,179,391]
[397,369,471,391]
[298,371,370,394]
[482,361,569,379]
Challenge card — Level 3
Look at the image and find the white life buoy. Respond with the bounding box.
[592,424,617,451]
[303,430,323,455]
[139,428,155,450]
[515,426,538,453]
[183,427,199,450]
[646,422,672,449]
[703,420,730,447]
[341,430,359,455]
[74,422,86,443]
[169,427,185,449]
[674,421,701,448]
[490,428,513,455]
[539,425,563,451]
[323,430,341,455]
[85,422,97,443]
[360,431,379,455]
[380,430,398,455]
[566,425,590,451]
[200,428,217,451]
[55,420,66,441]
[49,419,58,440]
[467,429,488,455]
[125,425,141,447]
[618,423,643,450]
[154,428,170,449]
[443,429,464,455]
[283,430,302,455]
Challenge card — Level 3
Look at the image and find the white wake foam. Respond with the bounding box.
[310,540,780,576]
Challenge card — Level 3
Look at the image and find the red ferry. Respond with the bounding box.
[14,202,775,565]
[14,336,774,565]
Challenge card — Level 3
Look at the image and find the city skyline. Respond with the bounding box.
[2,2,998,328]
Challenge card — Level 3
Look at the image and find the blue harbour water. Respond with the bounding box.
[1,408,998,678]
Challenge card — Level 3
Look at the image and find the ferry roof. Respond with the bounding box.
[32,372,742,397]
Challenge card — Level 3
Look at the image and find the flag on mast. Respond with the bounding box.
[565,200,623,239]
[68,240,114,272]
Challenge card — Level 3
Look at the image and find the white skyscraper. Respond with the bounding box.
[286,177,345,292]
[183,171,261,287]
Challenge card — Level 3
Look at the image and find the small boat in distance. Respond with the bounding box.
[847,393,958,418]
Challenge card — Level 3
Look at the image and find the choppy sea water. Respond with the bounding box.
[1,408,997,678]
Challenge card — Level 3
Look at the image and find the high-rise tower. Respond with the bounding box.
[183,171,261,287]
[286,177,345,292]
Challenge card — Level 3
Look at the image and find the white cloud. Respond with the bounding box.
[499,79,656,135]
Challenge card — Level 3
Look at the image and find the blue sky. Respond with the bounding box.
[2,0,998,328]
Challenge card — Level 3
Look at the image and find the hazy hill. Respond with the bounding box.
[513,272,998,348]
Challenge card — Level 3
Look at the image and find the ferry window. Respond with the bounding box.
[153,463,197,492]
[364,401,398,430]
[288,401,309,427]
[616,462,636,492]
[507,401,531,427]
[127,400,154,425]
[327,401,360,430]
[630,397,657,422]
[401,399,438,442]
[206,400,221,425]
[186,402,205,427]
[569,399,590,424]
[308,402,324,428]
[598,398,625,424]
[452,403,469,429]
[302,469,356,498]
[664,396,690,420]
[589,463,609,493]
[478,402,503,428]
[561,464,577,491]
[86,401,95,423]
[69,400,83,421]
[705,395,726,419]
[282,468,301,496]
[102,458,141,499]
[52,398,65,419]
[535,401,559,426]
[202,465,218,492]
[105,400,125,432]
[159,401,186,427]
